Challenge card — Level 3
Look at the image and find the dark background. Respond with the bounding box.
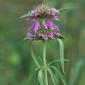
[0,0,85,85]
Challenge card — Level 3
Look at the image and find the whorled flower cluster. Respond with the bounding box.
[26,5,63,40]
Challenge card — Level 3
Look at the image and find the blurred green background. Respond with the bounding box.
[0,0,85,85]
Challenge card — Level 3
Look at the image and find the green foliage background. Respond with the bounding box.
[0,0,85,85]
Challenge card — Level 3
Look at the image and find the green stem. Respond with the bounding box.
[43,40,48,85]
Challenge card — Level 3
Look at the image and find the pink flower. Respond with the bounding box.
[26,17,40,33]
[24,6,63,40]
[27,32,36,38]
[29,7,59,17]
[44,17,60,31]
[51,8,59,15]
[30,10,39,16]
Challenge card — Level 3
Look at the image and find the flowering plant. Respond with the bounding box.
[21,0,68,85]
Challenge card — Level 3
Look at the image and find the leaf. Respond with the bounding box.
[31,47,40,67]
[57,39,64,73]
[25,71,35,85]
[59,8,71,12]
[24,37,32,41]
[25,67,41,85]
[48,59,69,66]
[37,56,43,65]
[51,66,67,85]
[38,69,45,85]
[20,14,33,18]
[47,67,58,85]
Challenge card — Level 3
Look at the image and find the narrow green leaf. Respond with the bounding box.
[25,67,40,85]
[24,37,32,41]
[20,13,33,18]
[47,67,57,85]
[31,47,40,66]
[59,8,71,12]
[57,39,64,73]
[37,56,43,65]
[25,71,35,85]
[38,69,45,85]
[55,69,59,85]
[48,59,69,66]
[51,66,67,85]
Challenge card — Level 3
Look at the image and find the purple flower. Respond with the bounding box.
[38,34,48,40]
[24,6,63,40]
[29,7,59,17]
[26,17,40,33]
[30,10,39,16]
[44,16,60,31]
[27,32,36,38]
[43,20,48,29]
[51,8,59,15]
[48,32,55,40]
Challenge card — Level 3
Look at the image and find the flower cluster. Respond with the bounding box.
[25,5,63,40]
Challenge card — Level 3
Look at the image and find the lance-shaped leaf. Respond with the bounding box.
[47,67,58,85]
[24,37,33,41]
[37,56,43,65]
[38,69,45,85]
[31,47,40,67]
[48,59,69,66]
[57,39,64,73]
[59,8,73,13]
[20,13,33,18]
[25,67,41,85]
[51,66,67,85]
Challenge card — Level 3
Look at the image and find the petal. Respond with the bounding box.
[34,22,40,33]
[53,24,60,31]
[53,16,59,21]
[53,32,61,37]
[34,26,39,33]
[43,23,48,29]
[51,8,59,15]
[27,24,34,30]
[31,10,39,16]
[47,23,53,29]
[47,18,54,29]
[27,32,35,38]
[48,32,55,40]
[42,35,48,40]
[47,17,59,30]
[38,34,48,40]
[26,17,32,21]
[46,11,51,15]
[30,18,40,33]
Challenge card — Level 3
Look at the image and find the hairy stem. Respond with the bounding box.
[43,40,48,85]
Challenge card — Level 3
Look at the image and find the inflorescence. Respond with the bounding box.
[25,5,63,40]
